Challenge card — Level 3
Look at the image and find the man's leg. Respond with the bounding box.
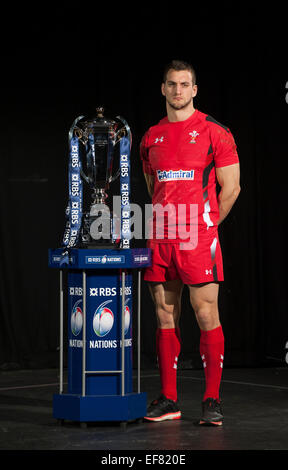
[144,280,183,421]
[188,282,224,425]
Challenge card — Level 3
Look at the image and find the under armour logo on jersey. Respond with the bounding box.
[155,136,164,143]
[205,269,212,275]
[189,130,199,143]
[173,356,178,369]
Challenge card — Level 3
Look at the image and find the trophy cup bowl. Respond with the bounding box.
[70,107,131,248]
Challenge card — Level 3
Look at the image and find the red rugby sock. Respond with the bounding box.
[200,326,224,401]
[156,327,181,402]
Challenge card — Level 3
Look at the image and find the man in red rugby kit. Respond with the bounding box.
[140,60,240,425]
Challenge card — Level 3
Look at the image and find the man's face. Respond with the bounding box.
[161,69,197,110]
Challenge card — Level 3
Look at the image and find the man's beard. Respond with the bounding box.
[167,96,192,111]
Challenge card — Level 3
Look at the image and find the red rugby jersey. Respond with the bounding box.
[140,109,239,241]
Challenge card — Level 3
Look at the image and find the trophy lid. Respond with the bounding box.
[80,107,117,131]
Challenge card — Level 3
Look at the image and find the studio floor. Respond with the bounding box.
[0,366,287,453]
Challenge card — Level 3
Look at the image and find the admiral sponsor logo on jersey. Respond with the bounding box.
[157,169,195,182]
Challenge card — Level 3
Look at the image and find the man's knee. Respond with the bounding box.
[156,303,176,328]
[149,281,182,328]
[188,283,219,329]
[194,301,217,322]
[191,298,219,330]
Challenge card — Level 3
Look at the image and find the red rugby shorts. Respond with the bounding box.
[143,227,223,284]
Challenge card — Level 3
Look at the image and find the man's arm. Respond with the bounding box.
[144,173,155,198]
[216,163,241,225]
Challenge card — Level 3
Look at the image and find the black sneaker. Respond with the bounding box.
[199,398,223,426]
[144,394,181,422]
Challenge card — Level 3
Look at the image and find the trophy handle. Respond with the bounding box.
[108,115,132,184]
[68,115,93,186]
[115,115,132,148]
[68,115,85,142]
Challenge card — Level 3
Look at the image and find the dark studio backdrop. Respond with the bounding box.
[0,11,287,373]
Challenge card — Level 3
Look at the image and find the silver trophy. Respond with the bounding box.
[69,106,131,248]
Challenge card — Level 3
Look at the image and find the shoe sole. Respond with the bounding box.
[144,412,181,422]
[199,419,223,426]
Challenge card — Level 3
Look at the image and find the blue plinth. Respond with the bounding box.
[49,247,151,424]
[53,392,147,422]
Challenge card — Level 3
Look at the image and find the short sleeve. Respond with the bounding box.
[140,130,154,175]
[210,124,239,168]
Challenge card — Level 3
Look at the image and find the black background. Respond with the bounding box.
[0,8,287,371]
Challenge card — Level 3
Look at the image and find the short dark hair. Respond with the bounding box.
[162,60,196,85]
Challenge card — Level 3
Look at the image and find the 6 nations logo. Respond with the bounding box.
[71,299,83,336]
[69,294,132,349]
[92,300,131,338]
